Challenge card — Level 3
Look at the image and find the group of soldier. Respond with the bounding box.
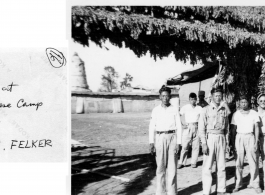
[149,85,265,195]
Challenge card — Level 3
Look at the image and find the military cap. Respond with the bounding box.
[198,91,205,96]
[210,86,223,94]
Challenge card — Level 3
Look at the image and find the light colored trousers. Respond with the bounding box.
[235,133,260,189]
[179,123,199,166]
[202,134,226,195]
[155,133,178,195]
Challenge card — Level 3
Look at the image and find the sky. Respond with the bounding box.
[70,39,199,92]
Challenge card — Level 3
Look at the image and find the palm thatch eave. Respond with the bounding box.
[72,6,265,49]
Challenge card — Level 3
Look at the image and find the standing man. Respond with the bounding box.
[149,85,182,195]
[178,93,202,168]
[197,91,209,108]
[257,94,265,190]
[199,86,229,195]
[230,95,262,193]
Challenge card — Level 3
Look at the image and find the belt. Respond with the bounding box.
[187,122,198,125]
[156,130,175,134]
[207,129,224,134]
[237,132,253,135]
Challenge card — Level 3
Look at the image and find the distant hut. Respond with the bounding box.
[71,52,91,92]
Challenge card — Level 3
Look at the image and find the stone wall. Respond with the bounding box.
[71,91,179,114]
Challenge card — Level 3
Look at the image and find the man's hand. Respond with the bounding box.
[231,144,236,155]
[226,144,231,154]
[202,143,209,155]
[174,144,180,154]
[149,143,155,155]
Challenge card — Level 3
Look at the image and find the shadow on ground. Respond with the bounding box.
[118,156,157,195]
[226,164,264,192]
[72,146,262,195]
[72,145,157,195]
[179,157,237,195]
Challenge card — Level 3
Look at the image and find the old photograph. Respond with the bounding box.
[71,6,265,195]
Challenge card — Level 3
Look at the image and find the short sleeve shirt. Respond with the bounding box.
[180,104,202,123]
[231,110,259,133]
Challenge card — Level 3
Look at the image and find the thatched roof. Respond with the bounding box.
[72,6,265,64]
[72,6,265,99]
[73,6,265,45]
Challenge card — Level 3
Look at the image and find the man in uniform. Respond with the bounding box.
[199,86,229,195]
[149,85,182,195]
[197,90,209,108]
[178,93,202,169]
[231,95,262,193]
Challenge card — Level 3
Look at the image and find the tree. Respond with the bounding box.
[120,73,133,89]
[99,66,119,92]
[72,6,265,101]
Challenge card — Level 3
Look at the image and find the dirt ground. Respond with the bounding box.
[72,112,265,195]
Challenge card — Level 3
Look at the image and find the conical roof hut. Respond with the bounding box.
[71,52,91,91]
